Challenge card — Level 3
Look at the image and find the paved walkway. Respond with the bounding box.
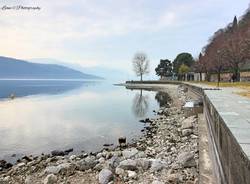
[186,82,250,159]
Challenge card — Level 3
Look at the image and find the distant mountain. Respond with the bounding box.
[29,58,131,81]
[0,56,102,79]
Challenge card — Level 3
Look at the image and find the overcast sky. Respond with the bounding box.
[0,0,249,75]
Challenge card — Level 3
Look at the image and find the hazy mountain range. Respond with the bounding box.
[29,58,131,81]
[0,56,102,79]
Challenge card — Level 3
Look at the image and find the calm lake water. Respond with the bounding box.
[0,80,168,162]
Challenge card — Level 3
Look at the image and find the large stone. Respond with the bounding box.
[58,163,76,175]
[51,150,65,156]
[136,158,151,170]
[176,152,196,168]
[98,168,113,184]
[17,162,25,168]
[122,148,138,159]
[167,173,179,183]
[181,116,196,129]
[136,151,146,158]
[44,166,60,174]
[0,160,12,170]
[150,159,166,172]
[115,167,125,176]
[118,137,126,145]
[94,163,103,171]
[118,159,137,171]
[44,174,57,184]
[127,170,137,179]
[182,129,192,136]
[64,148,73,154]
[76,156,97,171]
[99,157,105,164]
[107,155,120,168]
[44,163,75,175]
[96,152,103,159]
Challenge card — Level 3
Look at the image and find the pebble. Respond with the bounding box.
[44,174,57,184]
[98,168,113,184]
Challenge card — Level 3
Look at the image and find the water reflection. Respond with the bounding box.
[132,89,149,118]
[155,91,172,107]
[0,82,160,162]
[0,80,92,99]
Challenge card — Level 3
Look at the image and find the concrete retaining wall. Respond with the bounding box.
[185,84,250,184]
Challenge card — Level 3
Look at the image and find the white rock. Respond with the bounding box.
[122,148,138,159]
[44,163,75,175]
[44,166,60,174]
[136,158,151,170]
[17,162,25,167]
[69,155,77,160]
[99,157,105,164]
[127,170,137,179]
[152,180,164,184]
[96,152,103,159]
[99,169,113,184]
[136,151,146,158]
[3,176,10,182]
[76,157,97,171]
[118,159,137,171]
[150,159,166,172]
[181,116,196,129]
[115,167,125,176]
[44,174,57,184]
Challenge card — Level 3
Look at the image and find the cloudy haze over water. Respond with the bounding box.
[0,0,249,79]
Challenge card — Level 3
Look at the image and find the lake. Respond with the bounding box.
[0,80,168,162]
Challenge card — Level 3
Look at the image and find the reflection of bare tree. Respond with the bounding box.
[132,90,149,118]
[155,91,172,107]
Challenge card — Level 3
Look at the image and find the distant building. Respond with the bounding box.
[207,61,250,82]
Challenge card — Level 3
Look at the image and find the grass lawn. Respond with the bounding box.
[190,81,250,98]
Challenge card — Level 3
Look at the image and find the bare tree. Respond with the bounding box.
[132,52,150,81]
[223,16,250,81]
[205,29,229,86]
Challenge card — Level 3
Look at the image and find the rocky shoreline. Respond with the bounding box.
[0,85,199,184]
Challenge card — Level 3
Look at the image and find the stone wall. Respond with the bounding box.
[203,95,250,184]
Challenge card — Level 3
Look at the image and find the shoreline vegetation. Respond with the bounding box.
[0,84,199,184]
[188,81,250,98]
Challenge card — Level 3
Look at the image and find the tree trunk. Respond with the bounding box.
[206,72,211,82]
[217,70,221,87]
[140,74,142,81]
[236,68,240,82]
[199,72,202,81]
[233,63,240,82]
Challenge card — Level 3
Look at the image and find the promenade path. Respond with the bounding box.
[185,82,250,159]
